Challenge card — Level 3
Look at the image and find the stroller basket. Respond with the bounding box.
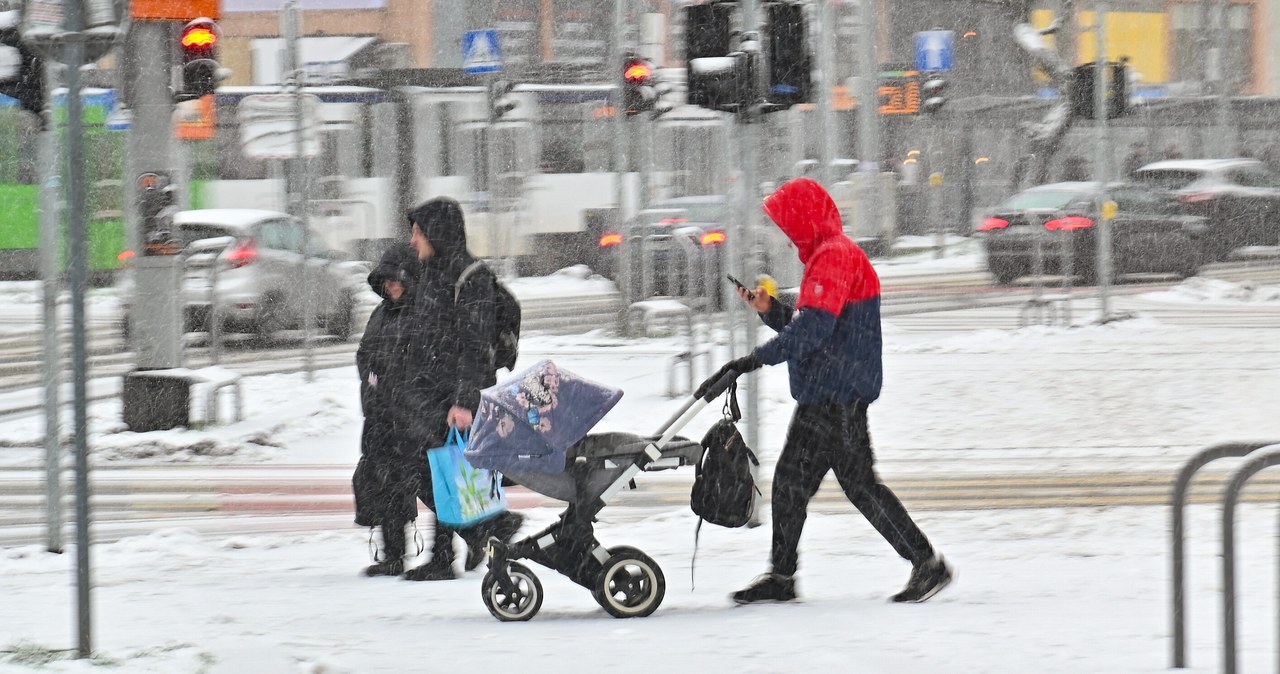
[504,431,702,503]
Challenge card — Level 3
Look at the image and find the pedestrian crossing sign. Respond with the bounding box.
[463,29,502,75]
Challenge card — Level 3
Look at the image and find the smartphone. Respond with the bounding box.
[726,274,755,300]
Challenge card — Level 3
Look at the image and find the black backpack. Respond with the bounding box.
[456,261,522,372]
[691,382,760,528]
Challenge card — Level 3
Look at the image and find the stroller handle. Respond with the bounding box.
[700,370,740,403]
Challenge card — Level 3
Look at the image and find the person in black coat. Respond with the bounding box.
[353,243,421,576]
[395,196,522,581]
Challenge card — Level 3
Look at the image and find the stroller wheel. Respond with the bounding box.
[592,546,666,619]
[481,562,544,622]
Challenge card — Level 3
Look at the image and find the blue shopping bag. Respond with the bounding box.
[426,427,509,529]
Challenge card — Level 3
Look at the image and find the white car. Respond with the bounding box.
[120,209,362,342]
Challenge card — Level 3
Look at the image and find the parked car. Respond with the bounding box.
[1131,158,1280,261]
[976,182,1208,285]
[119,209,361,342]
[596,201,726,308]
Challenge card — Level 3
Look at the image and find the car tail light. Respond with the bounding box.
[117,249,136,267]
[598,233,623,248]
[1177,192,1217,205]
[658,217,688,226]
[226,240,258,268]
[978,217,1009,231]
[701,230,727,246]
[1044,216,1095,231]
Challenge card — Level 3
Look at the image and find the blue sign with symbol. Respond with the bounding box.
[915,30,955,72]
[463,29,502,75]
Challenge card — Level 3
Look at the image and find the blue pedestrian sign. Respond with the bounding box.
[463,29,502,75]
[915,30,955,72]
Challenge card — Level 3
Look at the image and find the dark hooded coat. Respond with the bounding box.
[392,197,497,448]
[353,243,422,527]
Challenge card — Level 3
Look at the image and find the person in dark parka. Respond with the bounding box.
[353,243,421,576]
[395,196,522,581]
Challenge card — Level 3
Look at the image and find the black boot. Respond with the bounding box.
[404,556,455,581]
[405,523,457,581]
[891,555,954,603]
[364,558,404,577]
[464,512,525,571]
[731,573,797,604]
[364,522,406,577]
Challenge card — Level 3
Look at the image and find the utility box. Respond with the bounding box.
[122,370,191,432]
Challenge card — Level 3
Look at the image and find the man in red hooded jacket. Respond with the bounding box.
[699,177,952,604]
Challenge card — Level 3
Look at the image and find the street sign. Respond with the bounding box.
[915,30,954,72]
[463,29,502,75]
[238,93,320,159]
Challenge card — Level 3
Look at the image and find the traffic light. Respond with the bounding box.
[0,26,44,116]
[684,3,754,113]
[178,17,222,101]
[622,55,656,116]
[1070,61,1128,120]
[921,76,948,115]
[764,1,811,108]
[489,79,517,120]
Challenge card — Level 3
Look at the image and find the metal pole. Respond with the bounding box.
[814,0,835,186]
[283,1,313,381]
[61,0,93,656]
[738,0,761,455]
[1215,0,1232,157]
[38,70,63,555]
[929,116,944,259]
[209,256,221,365]
[613,0,632,336]
[1092,3,1112,319]
[856,0,880,237]
[486,74,498,265]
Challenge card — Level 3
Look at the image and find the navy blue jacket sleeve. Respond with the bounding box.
[755,307,837,366]
[758,297,794,333]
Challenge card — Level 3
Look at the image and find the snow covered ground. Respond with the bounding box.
[2,274,1280,672]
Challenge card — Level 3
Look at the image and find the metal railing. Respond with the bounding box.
[1170,440,1280,670]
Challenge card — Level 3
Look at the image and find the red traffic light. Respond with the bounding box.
[181,18,220,60]
[181,26,217,49]
[624,58,653,85]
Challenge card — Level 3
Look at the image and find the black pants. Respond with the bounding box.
[770,402,934,577]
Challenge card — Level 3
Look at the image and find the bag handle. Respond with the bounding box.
[446,425,470,448]
[722,381,741,422]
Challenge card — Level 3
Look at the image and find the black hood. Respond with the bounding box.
[367,243,420,301]
[408,197,471,267]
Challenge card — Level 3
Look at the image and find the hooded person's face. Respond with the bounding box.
[409,222,435,260]
[384,280,405,302]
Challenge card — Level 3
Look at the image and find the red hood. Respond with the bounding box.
[761,177,843,263]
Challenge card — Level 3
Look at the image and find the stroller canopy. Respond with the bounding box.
[466,360,623,474]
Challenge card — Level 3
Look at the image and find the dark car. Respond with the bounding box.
[1131,158,1280,261]
[596,197,727,307]
[977,182,1208,285]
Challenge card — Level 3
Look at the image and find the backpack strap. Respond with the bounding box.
[454,260,487,303]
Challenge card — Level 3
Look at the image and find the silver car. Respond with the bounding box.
[120,209,361,342]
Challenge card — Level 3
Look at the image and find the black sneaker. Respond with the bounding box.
[404,558,456,581]
[465,512,526,572]
[363,558,404,577]
[891,555,954,603]
[731,573,797,605]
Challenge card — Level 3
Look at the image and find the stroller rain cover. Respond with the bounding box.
[466,360,623,474]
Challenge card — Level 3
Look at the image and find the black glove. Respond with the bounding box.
[694,353,764,400]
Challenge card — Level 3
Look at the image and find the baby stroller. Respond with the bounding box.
[464,360,735,622]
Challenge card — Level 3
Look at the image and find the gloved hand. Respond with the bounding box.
[693,353,764,400]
